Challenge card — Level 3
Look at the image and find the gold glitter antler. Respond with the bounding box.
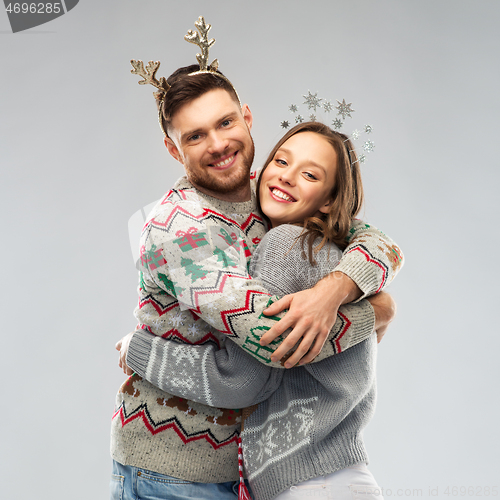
[130,60,170,97]
[184,16,219,71]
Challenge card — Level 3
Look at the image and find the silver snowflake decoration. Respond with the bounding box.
[363,140,375,153]
[295,115,304,123]
[358,154,367,164]
[309,114,316,122]
[303,90,323,111]
[289,104,298,113]
[364,124,373,134]
[336,99,355,119]
[281,120,290,129]
[332,118,343,130]
[351,129,360,140]
[323,100,333,113]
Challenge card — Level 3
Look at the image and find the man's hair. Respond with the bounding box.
[156,65,240,137]
[256,121,364,264]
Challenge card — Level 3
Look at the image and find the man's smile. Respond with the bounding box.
[209,152,238,169]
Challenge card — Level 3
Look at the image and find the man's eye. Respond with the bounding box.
[221,119,231,127]
[188,134,200,141]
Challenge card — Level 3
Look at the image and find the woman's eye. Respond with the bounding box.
[275,158,287,166]
[304,172,317,180]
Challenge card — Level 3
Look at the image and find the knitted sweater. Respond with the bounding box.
[127,225,379,500]
[245,225,379,500]
[111,175,404,483]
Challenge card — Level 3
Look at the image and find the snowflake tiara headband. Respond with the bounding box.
[281,91,375,166]
[130,16,241,137]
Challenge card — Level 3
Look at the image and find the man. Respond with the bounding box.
[111,18,402,500]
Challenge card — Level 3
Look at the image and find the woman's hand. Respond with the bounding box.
[259,271,362,368]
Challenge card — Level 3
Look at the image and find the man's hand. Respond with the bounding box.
[366,291,397,343]
[259,271,362,368]
[115,331,135,376]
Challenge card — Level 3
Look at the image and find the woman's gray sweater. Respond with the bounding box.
[128,224,378,500]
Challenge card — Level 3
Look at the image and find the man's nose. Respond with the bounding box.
[207,131,229,155]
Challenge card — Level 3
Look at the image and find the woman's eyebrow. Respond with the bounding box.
[278,147,327,173]
[277,147,293,156]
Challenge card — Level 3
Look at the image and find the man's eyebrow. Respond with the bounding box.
[276,147,327,173]
[222,112,238,120]
[181,128,203,143]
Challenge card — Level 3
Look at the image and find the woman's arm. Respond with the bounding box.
[260,221,403,365]
[122,329,284,409]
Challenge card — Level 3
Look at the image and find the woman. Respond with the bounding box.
[123,122,400,499]
[240,121,387,499]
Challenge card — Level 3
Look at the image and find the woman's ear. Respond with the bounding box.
[318,198,333,214]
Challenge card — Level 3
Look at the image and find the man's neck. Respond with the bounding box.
[192,183,252,203]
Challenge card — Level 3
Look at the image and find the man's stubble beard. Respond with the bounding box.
[187,138,255,195]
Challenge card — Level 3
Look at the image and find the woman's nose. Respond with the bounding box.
[279,169,295,186]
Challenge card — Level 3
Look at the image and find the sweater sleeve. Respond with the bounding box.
[249,224,377,356]
[126,223,381,409]
[126,330,284,409]
[138,199,292,368]
[138,201,401,366]
[334,219,405,300]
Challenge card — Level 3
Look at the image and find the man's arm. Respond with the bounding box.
[140,198,402,367]
[260,219,404,366]
[116,292,394,409]
[138,199,289,369]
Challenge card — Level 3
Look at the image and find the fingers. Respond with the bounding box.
[285,329,328,368]
[267,321,308,363]
[260,314,295,346]
[281,336,315,368]
[118,349,133,375]
[117,339,131,374]
[267,322,329,368]
[270,330,309,365]
[123,365,134,376]
[299,334,326,365]
[262,295,292,316]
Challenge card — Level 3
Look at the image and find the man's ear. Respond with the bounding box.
[164,137,184,164]
[241,103,253,131]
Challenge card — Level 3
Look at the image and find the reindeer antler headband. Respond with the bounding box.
[130,16,241,137]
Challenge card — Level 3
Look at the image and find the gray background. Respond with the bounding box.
[1,1,499,498]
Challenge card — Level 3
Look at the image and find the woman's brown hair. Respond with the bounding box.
[256,122,364,264]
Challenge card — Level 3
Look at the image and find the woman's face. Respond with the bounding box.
[259,131,338,228]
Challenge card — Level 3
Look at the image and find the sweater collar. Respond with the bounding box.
[172,176,258,216]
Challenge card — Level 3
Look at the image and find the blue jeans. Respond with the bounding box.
[110,460,251,500]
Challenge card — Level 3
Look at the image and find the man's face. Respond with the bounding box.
[165,89,255,201]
